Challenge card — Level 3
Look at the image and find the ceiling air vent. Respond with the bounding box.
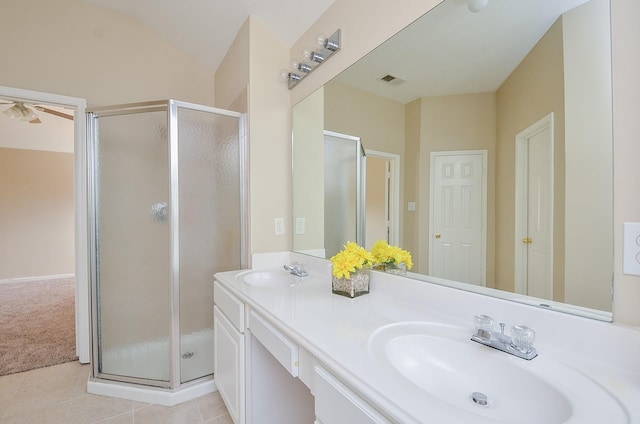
[379,74,406,86]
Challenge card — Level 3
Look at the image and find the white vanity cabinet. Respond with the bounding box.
[314,366,391,424]
[214,276,391,424]
[213,280,245,424]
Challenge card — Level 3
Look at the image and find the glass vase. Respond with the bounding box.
[331,267,370,298]
[373,262,407,276]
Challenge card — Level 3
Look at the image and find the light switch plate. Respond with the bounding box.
[623,222,640,276]
[274,218,285,236]
[295,218,306,235]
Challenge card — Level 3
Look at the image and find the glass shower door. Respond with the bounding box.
[176,105,243,383]
[323,131,366,258]
[93,109,172,384]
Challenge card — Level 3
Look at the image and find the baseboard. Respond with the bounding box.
[87,377,217,406]
[0,274,75,285]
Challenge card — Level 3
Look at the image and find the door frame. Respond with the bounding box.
[0,85,89,363]
[514,113,554,296]
[364,149,400,246]
[428,149,487,285]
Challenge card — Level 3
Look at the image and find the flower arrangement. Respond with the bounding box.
[370,240,413,272]
[330,241,374,279]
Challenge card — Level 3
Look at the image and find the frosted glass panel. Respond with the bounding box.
[177,107,240,383]
[96,110,171,382]
[324,134,358,258]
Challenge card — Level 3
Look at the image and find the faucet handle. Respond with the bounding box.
[473,315,494,339]
[510,325,536,354]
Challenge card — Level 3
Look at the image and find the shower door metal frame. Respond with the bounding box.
[87,100,248,390]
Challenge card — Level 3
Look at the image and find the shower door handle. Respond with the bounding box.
[151,202,169,222]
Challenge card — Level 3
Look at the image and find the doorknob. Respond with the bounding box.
[435,233,441,239]
[522,237,533,244]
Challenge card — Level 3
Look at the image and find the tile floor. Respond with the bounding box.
[0,361,233,424]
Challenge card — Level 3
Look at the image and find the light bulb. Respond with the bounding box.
[280,70,301,83]
[21,107,37,121]
[467,0,490,13]
[3,105,21,119]
[317,33,339,51]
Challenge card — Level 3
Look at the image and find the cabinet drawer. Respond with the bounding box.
[214,280,245,332]
[248,310,299,377]
[314,366,391,424]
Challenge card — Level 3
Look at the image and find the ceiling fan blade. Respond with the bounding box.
[29,117,42,124]
[33,105,74,120]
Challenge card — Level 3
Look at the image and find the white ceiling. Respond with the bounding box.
[335,0,590,104]
[83,0,337,73]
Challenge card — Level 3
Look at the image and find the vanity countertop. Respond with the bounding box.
[214,261,640,424]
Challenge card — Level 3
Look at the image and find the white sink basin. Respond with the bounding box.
[368,322,628,424]
[236,268,299,288]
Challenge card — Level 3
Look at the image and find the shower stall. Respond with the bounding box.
[86,100,247,404]
[323,130,366,258]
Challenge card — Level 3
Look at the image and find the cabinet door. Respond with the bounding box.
[214,306,245,424]
[314,366,391,424]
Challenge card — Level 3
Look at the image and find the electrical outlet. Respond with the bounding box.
[295,218,306,235]
[623,222,640,276]
[274,218,285,236]
[408,202,416,211]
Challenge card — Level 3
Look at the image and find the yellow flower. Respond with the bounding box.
[331,242,373,278]
[371,240,413,270]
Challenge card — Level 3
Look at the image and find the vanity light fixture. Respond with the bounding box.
[292,61,313,73]
[283,29,341,89]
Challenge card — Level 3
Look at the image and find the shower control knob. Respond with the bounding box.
[151,202,169,222]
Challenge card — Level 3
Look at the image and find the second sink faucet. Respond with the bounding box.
[283,263,308,277]
[471,314,537,360]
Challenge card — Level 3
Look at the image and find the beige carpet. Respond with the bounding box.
[0,277,77,376]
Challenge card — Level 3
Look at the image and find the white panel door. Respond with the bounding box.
[429,151,486,286]
[515,114,554,299]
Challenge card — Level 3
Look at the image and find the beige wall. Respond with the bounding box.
[292,88,325,253]
[403,100,422,271]
[0,0,216,107]
[247,17,292,255]
[495,18,566,297]
[563,0,613,311]
[215,19,250,112]
[0,148,74,279]
[324,81,405,155]
[611,0,640,327]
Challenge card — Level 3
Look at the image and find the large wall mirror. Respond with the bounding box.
[292,0,613,320]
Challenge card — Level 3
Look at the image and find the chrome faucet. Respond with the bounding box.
[283,263,308,277]
[471,315,537,360]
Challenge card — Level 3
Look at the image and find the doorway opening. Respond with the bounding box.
[0,86,89,364]
[364,150,400,250]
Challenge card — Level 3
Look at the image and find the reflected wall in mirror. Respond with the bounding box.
[292,0,613,317]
